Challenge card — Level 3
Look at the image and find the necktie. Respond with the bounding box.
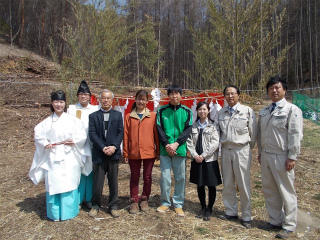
[230,107,234,115]
[270,103,276,113]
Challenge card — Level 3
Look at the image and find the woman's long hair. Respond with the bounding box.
[195,101,214,123]
[131,90,149,112]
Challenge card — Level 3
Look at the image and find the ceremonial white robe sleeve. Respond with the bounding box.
[29,119,50,185]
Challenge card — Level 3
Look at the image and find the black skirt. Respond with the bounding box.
[189,128,222,186]
[190,160,222,187]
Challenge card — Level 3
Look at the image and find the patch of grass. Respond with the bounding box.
[301,121,320,151]
[252,198,265,208]
[195,226,210,235]
[254,172,261,178]
[251,191,265,208]
[252,192,260,198]
[312,194,320,201]
[254,180,262,189]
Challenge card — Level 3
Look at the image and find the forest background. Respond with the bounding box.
[1,0,319,95]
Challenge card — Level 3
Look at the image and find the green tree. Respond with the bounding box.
[50,0,131,90]
[188,0,289,91]
[137,15,165,87]
[125,0,164,87]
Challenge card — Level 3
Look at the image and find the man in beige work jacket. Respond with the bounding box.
[217,85,257,229]
[257,76,303,239]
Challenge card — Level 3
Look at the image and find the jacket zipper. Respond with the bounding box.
[174,106,176,141]
[138,119,141,158]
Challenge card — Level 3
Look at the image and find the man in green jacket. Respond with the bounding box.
[156,85,193,217]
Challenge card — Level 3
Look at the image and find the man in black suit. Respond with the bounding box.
[88,89,124,218]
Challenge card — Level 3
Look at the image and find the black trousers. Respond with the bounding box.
[91,159,119,210]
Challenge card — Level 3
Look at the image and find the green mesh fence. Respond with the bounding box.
[292,92,320,125]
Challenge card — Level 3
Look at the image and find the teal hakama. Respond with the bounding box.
[46,189,79,221]
[78,172,93,204]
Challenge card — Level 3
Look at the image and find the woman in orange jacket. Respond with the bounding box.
[123,90,159,214]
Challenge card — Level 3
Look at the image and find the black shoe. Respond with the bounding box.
[195,208,206,218]
[218,214,238,221]
[275,229,294,239]
[203,208,212,221]
[84,201,92,209]
[258,222,282,231]
[241,220,251,229]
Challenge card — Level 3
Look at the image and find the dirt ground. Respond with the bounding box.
[0,42,320,239]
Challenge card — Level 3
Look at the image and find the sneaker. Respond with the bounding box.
[140,200,149,212]
[88,208,99,218]
[258,222,282,231]
[129,203,139,214]
[108,209,120,218]
[275,229,294,239]
[156,205,170,213]
[174,208,185,217]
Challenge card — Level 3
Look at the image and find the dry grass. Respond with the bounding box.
[0,103,320,240]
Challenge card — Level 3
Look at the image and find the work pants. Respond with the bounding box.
[261,152,297,231]
[221,144,252,221]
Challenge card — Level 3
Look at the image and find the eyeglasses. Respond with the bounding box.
[225,92,238,97]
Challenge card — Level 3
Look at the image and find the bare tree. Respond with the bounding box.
[315,0,319,93]
[9,0,20,47]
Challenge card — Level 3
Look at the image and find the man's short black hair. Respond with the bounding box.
[223,85,240,96]
[266,76,287,92]
[167,85,182,96]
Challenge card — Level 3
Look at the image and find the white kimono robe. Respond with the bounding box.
[68,103,99,176]
[29,112,87,195]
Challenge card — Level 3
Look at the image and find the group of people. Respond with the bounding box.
[29,75,303,239]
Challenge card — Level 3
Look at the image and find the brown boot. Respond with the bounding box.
[88,208,99,218]
[140,200,149,212]
[129,203,139,214]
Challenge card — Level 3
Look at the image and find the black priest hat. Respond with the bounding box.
[77,80,91,95]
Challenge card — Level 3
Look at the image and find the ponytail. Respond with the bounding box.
[131,102,137,112]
